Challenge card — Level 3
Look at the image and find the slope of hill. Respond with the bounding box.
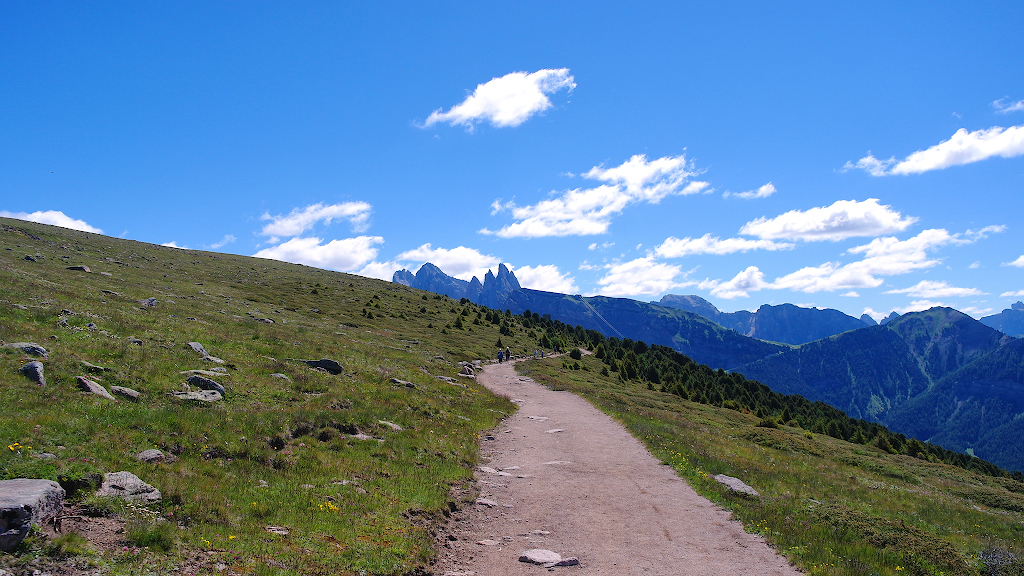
[980,302,1024,337]
[658,294,870,345]
[736,307,1024,471]
[394,264,787,369]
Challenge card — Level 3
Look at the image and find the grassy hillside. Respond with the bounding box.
[0,218,557,575]
[521,354,1024,576]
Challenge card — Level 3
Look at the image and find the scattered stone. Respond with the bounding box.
[378,420,403,431]
[95,471,161,503]
[209,366,228,373]
[180,369,229,378]
[476,539,499,546]
[110,386,141,400]
[301,358,343,374]
[256,317,275,324]
[185,375,226,396]
[137,297,157,307]
[459,365,475,376]
[128,337,143,346]
[530,530,551,535]
[100,290,121,297]
[4,342,48,358]
[203,355,226,364]
[136,449,167,463]
[99,271,112,276]
[81,360,109,373]
[545,429,564,434]
[390,378,416,388]
[711,474,760,497]
[475,498,498,508]
[168,390,223,402]
[66,265,91,272]
[519,549,562,566]
[477,466,499,474]
[349,433,375,441]
[554,557,580,567]
[270,373,292,381]
[265,526,290,536]
[23,255,36,262]
[86,322,97,330]
[0,479,65,552]
[76,376,115,400]
[187,342,208,355]
[18,361,46,386]
[31,453,57,461]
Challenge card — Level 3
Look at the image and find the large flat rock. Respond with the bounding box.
[0,479,65,551]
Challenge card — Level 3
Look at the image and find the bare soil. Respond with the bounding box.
[432,360,802,575]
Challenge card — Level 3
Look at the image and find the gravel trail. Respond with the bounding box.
[434,360,802,576]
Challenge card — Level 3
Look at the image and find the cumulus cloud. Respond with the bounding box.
[356,260,406,281]
[701,266,770,299]
[395,243,500,281]
[592,257,693,297]
[842,291,860,297]
[961,306,994,317]
[963,225,1006,242]
[846,125,1024,176]
[253,236,383,271]
[208,234,236,249]
[260,202,372,238]
[884,280,984,298]
[422,69,575,129]
[862,308,887,322]
[993,98,1024,114]
[893,300,947,314]
[161,241,187,249]
[1004,255,1024,268]
[0,210,103,234]
[654,234,793,258]
[724,182,776,199]
[739,198,916,241]
[512,264,579,293]
[484,154,707,238]
[1001,290,1024,297]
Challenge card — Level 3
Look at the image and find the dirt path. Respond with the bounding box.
[433,360,802,576]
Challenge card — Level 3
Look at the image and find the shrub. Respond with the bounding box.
[126,517,177,552]
[568,348,583,360]
[42,532,92,557]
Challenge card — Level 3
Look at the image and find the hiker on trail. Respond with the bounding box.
[498,349,503,363]
[534,349,538,358]
[505,346,511,360]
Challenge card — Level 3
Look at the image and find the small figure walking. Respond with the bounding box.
[498,349,504,363]
[505,346,511,361]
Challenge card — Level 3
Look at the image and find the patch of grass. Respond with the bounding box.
[42,532,93,558]
[126,517,177,552]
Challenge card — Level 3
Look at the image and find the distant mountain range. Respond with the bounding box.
[394,264,1024,470]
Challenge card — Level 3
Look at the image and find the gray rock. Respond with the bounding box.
[86,322,97,330]
[180,369,227,378]
[378,420,403,431]
[519,549,562,566]
[18,361,45,386]
[101,290,121,297]
[81,360,109,373]
[186,374,226,396]
[23,255,37,262]
[475,498,498,508]
[302,358,343,374]
[137,297,157,308]
[187,342,208,355]
[459,365,475,376]
[4,342,48,358]
[168,389,222,402]
[0,479,65,552]
[31,453,57,461]
[265,525,290,535]
[110,386,141,400]
[390,378,415,387]
[95,471,161,504]
[554,557,580,567]
[209,367,228,373]
[270,373,292,381]
[128,337,143,346]
[136,449,166,463]
[711,474,759,497]
[66,265,91,272]
[203,355,226,364]
[76,376,115,400]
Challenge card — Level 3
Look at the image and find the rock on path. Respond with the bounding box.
[434,361,801,576]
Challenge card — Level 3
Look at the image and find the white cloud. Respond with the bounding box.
[847,125,1024,176]
[1000,290,1024,297]
[654,234,793,258]
[702,266,770,299]
[592,257,693,297]
[1003,255,1024,268]
[961,306,993,317]
[739,198,916,241]
[993,98,1024,114]
[423,69,575,129]
[395,243,500,281]
[512,264,579,293]
[969,261,981,269]
[587,241,614,251]
[260,202,372,238]
[253,236,382,271]
[483,154,707,238]
[161,241,187,249]
[862,308,886,322]
[0,210,103,234]
[208,234,236,249]
[963,225,1006,241]
[893,300,947,314]
[842,291,860,297]
[884,280,984,298]
[356,260,406,281]
[724,182,776,199]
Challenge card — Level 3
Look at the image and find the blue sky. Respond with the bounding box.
[2,2,1023,320]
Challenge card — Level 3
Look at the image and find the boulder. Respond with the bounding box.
[18,361,45,386]
[137,297,158,308]
[302,358,343,374]
[95,471,161,504]
[136,449,166,463]
[270,373,292,381]
[711,474,759,497]
[519,549,562,566]
[4,342,49,357]
[203,355,226,364]
[81,360,109,373]
[180,369,226,378]
[186,374,226,396]
[66,265,91,272]
[110,386,141,400]
[0,479,66,552]
[168,389,222,402]
[76,376,115,400]
[459,365,475,376]
[187,342,208,355]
